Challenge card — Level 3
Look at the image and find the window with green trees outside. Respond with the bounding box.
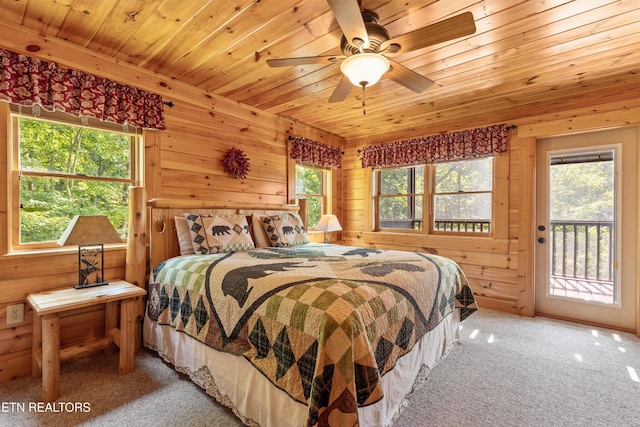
[374,157,493,233]
[11,111,140,248]
[432,157,492,233]
[295,164,326,228]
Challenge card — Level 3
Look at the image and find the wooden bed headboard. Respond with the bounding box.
[146,198,303,272]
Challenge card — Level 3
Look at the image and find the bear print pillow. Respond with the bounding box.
[184,213,255,254]
[260,212,310,247]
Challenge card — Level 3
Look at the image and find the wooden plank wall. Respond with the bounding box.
[0,38,343,382]
[1,27,638,384]
[1,98,638,386]
[341,101,640,321]
[340,135,526,315]
[0,97,341,382]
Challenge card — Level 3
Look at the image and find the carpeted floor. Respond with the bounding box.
[1,309,638,427]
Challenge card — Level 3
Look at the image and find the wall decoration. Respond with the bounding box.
[222,148,251,179]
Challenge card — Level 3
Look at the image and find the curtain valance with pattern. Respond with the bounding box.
[289,136,342,169]
[361,124,508,168]
[0,48,166,130]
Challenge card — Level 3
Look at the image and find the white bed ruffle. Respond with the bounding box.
[143,309,461,427]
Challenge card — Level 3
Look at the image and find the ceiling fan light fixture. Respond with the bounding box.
[340,53,390,87]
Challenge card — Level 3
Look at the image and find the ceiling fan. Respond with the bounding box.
[266,0,476,107]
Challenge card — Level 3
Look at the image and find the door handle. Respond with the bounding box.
[538,237,546,243]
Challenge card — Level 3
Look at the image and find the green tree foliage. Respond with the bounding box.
[295,165,322,227]
[548,158,614,280]
[378,159,492,223]
[434,158,492,221]
[379,166,424,220]
[18,118,131,243]
[550,161,613,221]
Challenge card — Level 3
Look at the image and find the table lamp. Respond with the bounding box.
[315,214,342,243]
[57,215,123,289]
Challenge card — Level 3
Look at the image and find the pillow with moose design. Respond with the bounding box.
[260,212,309,247]
[184,213,254,254]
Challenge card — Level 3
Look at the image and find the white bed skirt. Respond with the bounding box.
[143,309,461,427]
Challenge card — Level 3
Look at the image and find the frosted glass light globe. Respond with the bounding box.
[340,53,390,87]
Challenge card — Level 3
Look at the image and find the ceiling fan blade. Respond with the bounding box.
[328,76,354,103]
[386,60,434,93]
[267,55,342,67]
[327,0,370,49]
[381,11,476,55]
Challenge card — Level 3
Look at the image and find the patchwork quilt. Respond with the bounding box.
[146,243,477,427]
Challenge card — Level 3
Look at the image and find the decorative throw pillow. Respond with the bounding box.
[184,213,254,254]
[251,214,272,248]
[174,216,196,255]
[261,213,310,247]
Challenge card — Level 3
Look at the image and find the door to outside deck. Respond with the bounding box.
[535,128,638,331]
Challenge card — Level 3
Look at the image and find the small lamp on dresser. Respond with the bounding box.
[57,215,122,289]
[315,214,342,243]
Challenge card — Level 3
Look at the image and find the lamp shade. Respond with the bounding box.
[315,214,342,233]
[340,53,390,87]
[57,215,122,246]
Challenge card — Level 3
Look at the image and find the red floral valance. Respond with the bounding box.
[361,124,508,168]
[289,136,342,169]
[0,48,166,130]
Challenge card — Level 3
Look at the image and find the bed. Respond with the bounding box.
[141,199,477,427]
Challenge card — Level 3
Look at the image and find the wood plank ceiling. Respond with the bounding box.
[0,0,639,143]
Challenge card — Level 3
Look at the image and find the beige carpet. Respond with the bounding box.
[1,309,638,427]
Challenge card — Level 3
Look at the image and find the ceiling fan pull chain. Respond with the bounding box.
[361,84,366,115]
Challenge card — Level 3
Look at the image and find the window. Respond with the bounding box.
[376,166,424,230]
[295,164,327,228]
[11,109,141,248]
[374,157,494,234]
[432,158,492,233]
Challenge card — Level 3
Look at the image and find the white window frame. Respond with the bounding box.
[373,158,497,236]
[294,163,331,229]
[9,106,143,250]
[430,157,494,235]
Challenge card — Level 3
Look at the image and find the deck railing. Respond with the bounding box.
[434,220,490,232]
[549,220,614,283]
[379,219,490,232]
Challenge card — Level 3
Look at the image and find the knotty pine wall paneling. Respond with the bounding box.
[1,28,638,384]
[0,48,343,383]
[342,107,640,322]
[341,135,522,314]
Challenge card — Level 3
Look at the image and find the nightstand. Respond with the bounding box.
[27,280,146,402]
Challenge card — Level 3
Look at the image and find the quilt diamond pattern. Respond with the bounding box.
[147,244,477,426]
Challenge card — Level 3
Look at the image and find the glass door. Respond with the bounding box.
[535,128,637,330]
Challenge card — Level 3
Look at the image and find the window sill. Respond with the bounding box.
[360,230,508,252]
[4,243,128,258]
[376,228,425,234]
[373,229,492,238]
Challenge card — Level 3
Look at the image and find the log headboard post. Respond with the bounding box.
[125,186,147,289]
[125,186,147,348]
[146,198,301,271]
[298,198,308,229]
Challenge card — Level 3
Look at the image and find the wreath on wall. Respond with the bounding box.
[222,148,251,179]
